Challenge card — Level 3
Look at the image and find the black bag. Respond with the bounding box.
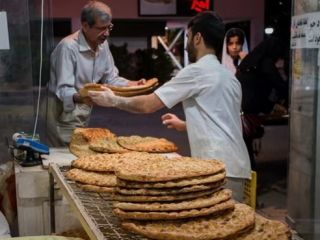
[241,114,264,139]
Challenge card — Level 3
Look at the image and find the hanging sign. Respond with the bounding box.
[191,0,211,12]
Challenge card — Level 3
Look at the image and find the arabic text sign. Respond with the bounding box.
[291,12,320,49]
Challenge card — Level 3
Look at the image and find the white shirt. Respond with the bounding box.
[155,54,251,179]
[49,30,128,113]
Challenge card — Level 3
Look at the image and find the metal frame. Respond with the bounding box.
[157,28,188,70]
[48,164,146,240]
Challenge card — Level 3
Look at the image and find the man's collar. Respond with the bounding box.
[78,30,105,53]
[197,53,217,62]
[78,30,92,52]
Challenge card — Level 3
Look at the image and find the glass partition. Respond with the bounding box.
[0,0,54,164]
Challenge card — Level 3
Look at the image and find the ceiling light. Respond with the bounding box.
[265,27,274,35]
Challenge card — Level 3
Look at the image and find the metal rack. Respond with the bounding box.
[48,164,147,240]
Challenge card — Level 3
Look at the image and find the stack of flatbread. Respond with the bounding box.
[79,78,158,98]
[106,78,158,97]
[69,128,116,157]
[79,83,106,98]
[65,153,120,193]
[89,135,178,154]
[110,154,291,240]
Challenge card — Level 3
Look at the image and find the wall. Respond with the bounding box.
[51,0,264,48]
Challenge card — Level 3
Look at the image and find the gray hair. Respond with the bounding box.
[81,1,111,27]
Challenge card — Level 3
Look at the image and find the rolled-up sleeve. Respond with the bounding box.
[155,66,199,109]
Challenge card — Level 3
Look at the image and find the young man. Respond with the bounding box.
[89,11,251,201]
[49,1,145,145]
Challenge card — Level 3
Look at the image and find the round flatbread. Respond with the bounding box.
[236,214,292,240]
[115,180,225,196]
[107,78,158,92]
[79,83,106,97]
[65,168,117,187]
[113,188,232,212]
[76,183,115,193]
[115,155,225,182]
[112,189,216,202]
[113,199,235,220]
[89,139,131,153]
[117,135,178,153]
[116,171,226,188]
[122,203,255,240]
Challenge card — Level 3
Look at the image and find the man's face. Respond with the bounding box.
[186,29,197,63]
[83,18,113,48]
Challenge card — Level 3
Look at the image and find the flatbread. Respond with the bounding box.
[113,199,235,220]
[89,138,131,153]
[113,84,158,97]
[117,135,178,153]
[107,78,158,92]
[113,188,232,212]
[112,189,216,202]
[69,129,98,157]
[71,152,150,172]
[79,128,116,143]
[65,168,117,187]
[115,179,225,196]
[115,155,225,182]
[69,141,98,157]
[79,83,106,97]
[76,183,115,193]
[69,128,115,157]
[116,171,226,188]
[236,214,292,240]
[122,203,255,240]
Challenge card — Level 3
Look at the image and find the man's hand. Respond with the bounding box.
[73,93,93,106]
[88,87,117,107]
[161,113,186,131]
[128,78,147,86]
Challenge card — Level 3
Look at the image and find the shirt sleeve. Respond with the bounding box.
[154,66,199,109]
[100,42,130,86]
[52,43,77,112]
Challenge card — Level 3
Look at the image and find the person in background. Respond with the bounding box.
[235,36,289,170]
[221,28,249,75]
[48,0,145,145]
[88,11,251,202]
[220,28,260,169]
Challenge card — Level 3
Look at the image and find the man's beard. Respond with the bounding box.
[186,43,197,63]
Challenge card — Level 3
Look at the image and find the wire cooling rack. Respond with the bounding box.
[49,164,147,240]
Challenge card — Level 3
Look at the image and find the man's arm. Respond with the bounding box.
[88,88,165,113]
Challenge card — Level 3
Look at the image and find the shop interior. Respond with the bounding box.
[0,0,319,239]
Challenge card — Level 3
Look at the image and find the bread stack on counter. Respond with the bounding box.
[65,127,292,240]
[69,128,178,157]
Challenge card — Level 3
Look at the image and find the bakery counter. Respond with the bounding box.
[48,164,146,240]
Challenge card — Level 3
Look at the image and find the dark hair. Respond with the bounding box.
[81,1,111,27]
[187,11,225,56]
[226,28,245,46]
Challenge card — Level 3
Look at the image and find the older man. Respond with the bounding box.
[49,1,144,144]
